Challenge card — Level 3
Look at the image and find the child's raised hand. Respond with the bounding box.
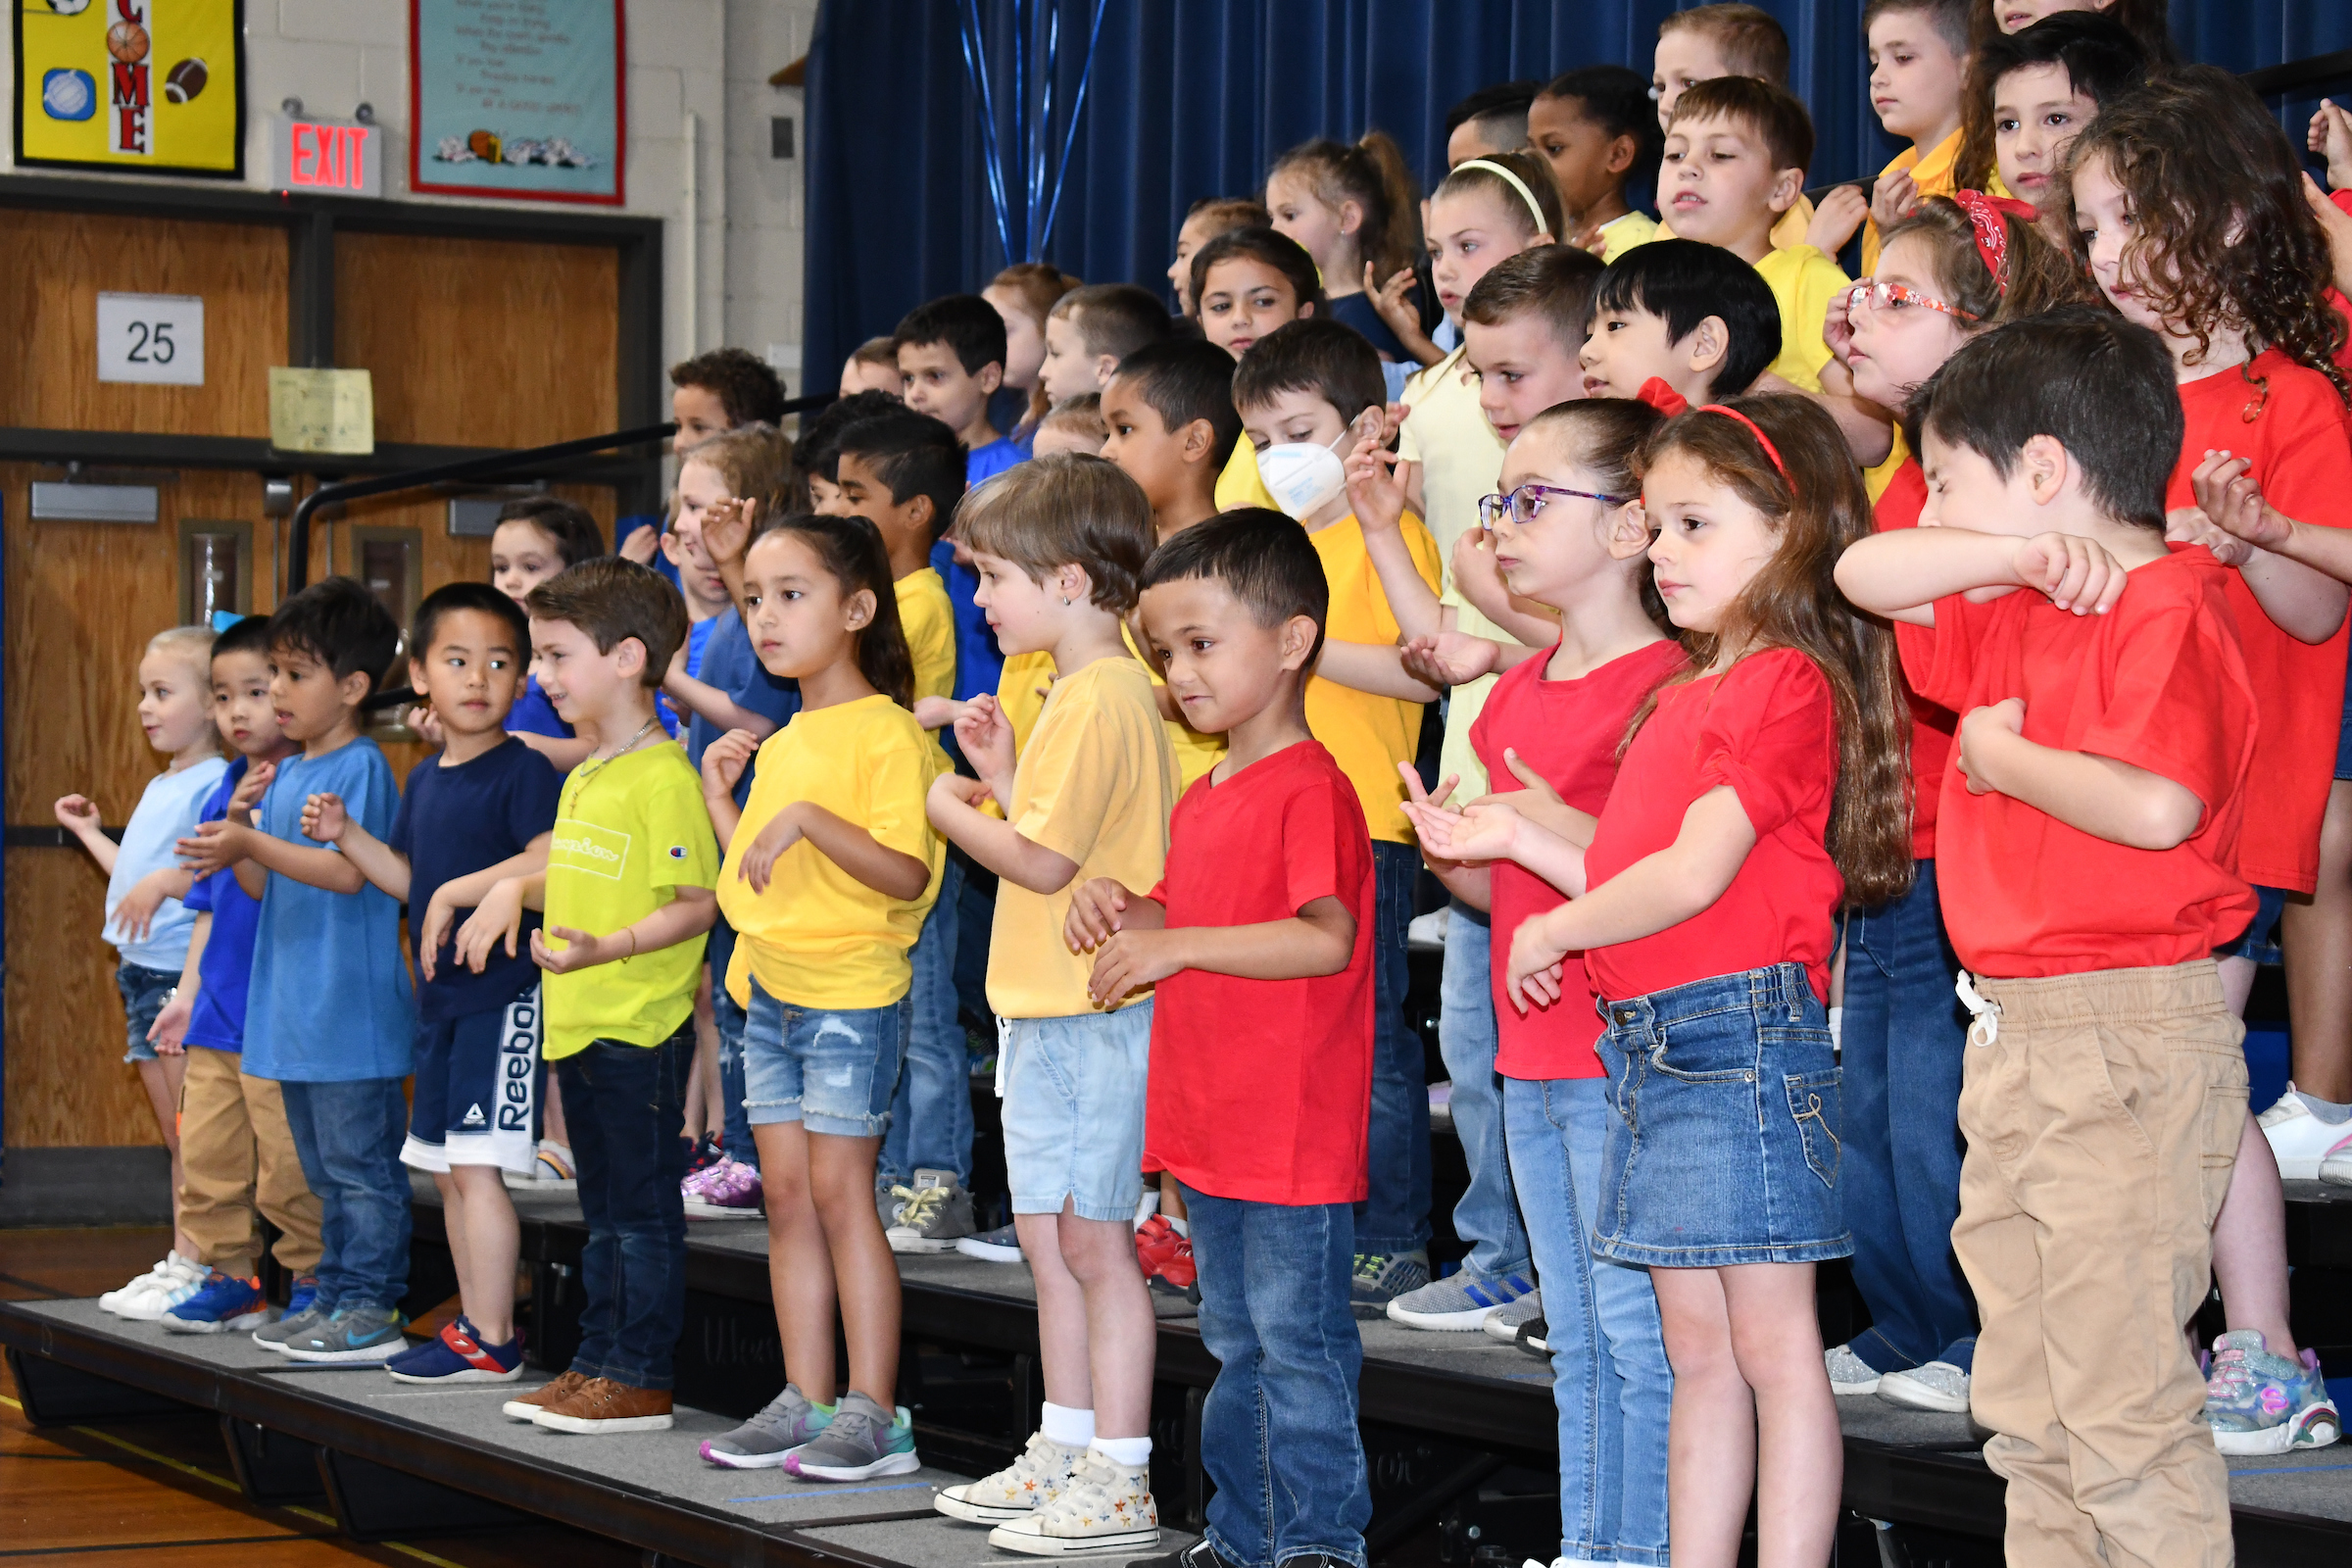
[1806,183,1871,260]
[702,496,757,569]
[2304,173,2352,297]
[954,694,1015,783]
[53,793,98,834]
[1363,263,1424,344]
[2311,100,2352,191]
[415,889,462,982]
[1343,408,1410,538]
[2012,532,2127,616]
[1449,527,1513,621]
[1869,167,1919,233]
[1398,631,1499,689]
[700,728,758,802]
[736,805,803,895]
[452,879,526,974]
[1064,877,1134,953]
[1956,698,2026,797]
[531,923,612,975]
[2165,506,2254,569]
[619,524,662,565]
[406,703,446,746]
[148,988,191,1054]
[110,868,180,943]
[2190,450,2287,553]
[174,818,244,878]
[1504,909,1572,1014]
[300,792,348,844]
[1499,750,1568,810]
[1087,928,1181,1008]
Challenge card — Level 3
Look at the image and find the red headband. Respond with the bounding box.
[1697,404,1793,493]
[1949,189,2035,296]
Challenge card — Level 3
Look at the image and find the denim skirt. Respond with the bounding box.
[1591,960,1852,1268]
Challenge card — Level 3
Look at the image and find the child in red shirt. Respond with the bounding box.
[2072,70,2351,1456]
[1818,192,2085,1414]
[1838,309,2257,1566]
[1398,398,1683,1565]
[1065,512,1377,1568]
[1498,395,1913,1566]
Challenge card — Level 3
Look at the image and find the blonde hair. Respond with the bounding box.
[147,624,217,678]
[681,422,790,503]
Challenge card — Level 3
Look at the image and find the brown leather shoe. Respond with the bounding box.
[529,1376,674,1434]
[501,1368,588,1421]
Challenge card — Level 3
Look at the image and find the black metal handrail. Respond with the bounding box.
[283,390,837,590]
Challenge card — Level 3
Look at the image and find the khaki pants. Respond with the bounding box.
[1954,957,2243,1567]
[177,1047,323,1279]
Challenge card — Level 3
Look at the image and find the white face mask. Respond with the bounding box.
[1257,416,1369,521]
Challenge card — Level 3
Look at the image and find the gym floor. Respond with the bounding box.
[0,1227,641,1567]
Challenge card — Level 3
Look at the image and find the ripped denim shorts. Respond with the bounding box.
[740,978,905,1137]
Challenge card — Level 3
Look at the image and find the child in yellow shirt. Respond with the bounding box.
[1662,75,1851,394]
[697,514,943,1483]
[925,454,1179,1553]
[1232,318,1444,1314]
[1854,0,1975,270]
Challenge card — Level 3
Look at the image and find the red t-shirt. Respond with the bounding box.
[1583,648,1844,1004]
[1469,638,1686,1081]
[2165,348,2352,893]
[1876,458,1957,860]
[1143,740,1376,1205]
[1913,548,2257,978]
[2331,191,2352,372]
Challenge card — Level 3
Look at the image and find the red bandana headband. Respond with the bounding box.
[1950,189,2035,296]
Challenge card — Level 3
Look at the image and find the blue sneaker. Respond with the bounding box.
[2206,1330,2342,1455]
[161,1272,270,1335]
[1385,1269,1537,1331]
[285,1275,320,1318]
[386,1316,523,1384]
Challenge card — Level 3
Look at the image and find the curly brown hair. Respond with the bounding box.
[1627,395,1914,907]
[2064,68,2350,406]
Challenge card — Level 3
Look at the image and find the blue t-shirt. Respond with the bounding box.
[389,738,564,1021]
[685,608,800,986]
[967,433,1030,487]
[106,757,228,971]
[181,759,263,1054]
[932,538,1004,703]
[243,738,416,1082]
[506,675,571,739]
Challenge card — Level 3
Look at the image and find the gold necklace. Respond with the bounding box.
[564,714,661,800]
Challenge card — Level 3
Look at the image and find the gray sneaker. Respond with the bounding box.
[1482,1290,1544,1344]
[698,1383,833,1470]
[887,1169,977,1253]
[877,1180,906,1231]
[276,1303,408,1363]
[1825,1343,1882,1396]
[957,1221,1025,1263]
[1387,1269,1537,1331]
[1878,1360,1971,1414]
[1349,1250,1430,1319]
[782,1390,920,1481]
[252,1303,330,1353]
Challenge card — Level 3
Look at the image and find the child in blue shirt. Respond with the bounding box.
[178,577,415,1364]
[142,616,325,1335]
[304,583,564,1383]
[65,624,228,1322]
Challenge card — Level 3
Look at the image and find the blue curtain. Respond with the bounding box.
[803,0,2352,391]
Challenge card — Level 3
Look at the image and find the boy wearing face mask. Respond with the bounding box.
[1234,318,1445,1315]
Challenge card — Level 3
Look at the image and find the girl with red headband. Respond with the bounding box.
[1492,393,1911,1567]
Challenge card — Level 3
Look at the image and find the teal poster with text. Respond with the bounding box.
[409,0,623,204]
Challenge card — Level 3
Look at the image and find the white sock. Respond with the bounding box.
[1041,1400,1094,1447]
[1093,1434,1152,1468]
[1165,1215,1189,1238]
[1828,1005,1844,1053]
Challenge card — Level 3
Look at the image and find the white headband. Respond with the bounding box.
[1452,158,1552,238]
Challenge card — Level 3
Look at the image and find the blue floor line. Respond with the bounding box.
[2229,1460,2352,1477]
[731,1481,938,1502]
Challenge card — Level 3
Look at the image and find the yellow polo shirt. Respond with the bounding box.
[1306,512,1442,844]
[1753,243,1851,394]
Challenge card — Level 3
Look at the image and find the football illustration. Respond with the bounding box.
[105,20,149,64]
[163,58,207,104]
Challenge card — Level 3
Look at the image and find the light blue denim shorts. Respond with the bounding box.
[1592,961,1851,1268]
[119,960,178,1063]
[741,978,905,1137]
[1001,1001,1152,1223]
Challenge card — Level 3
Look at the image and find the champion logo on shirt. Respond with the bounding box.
[667,845,688,859]
[461,1102,486,1128]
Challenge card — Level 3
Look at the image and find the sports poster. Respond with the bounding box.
[410,0,624,205]
[15,0,245,178]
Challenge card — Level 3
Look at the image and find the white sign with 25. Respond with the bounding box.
[96,291,204,386]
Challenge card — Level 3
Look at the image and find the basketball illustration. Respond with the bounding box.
[106,20,149,64]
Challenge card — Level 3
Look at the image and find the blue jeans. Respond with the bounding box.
[880,856,971,1185]
[1355,841,1429,1255]
[1183,1185,1372,1568]
[118,959,177,1063]
[278,1076,413,1313]
[1438,903,1527,1280]
[1840,858,1977,1373]
[557,1026,692,1390]
[713,983,755,1169]
[1503,1076,1672,1566]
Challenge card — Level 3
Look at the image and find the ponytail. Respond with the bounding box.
[1269,132,1425,281]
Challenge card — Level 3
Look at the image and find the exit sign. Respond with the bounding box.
[271,117,382,197]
